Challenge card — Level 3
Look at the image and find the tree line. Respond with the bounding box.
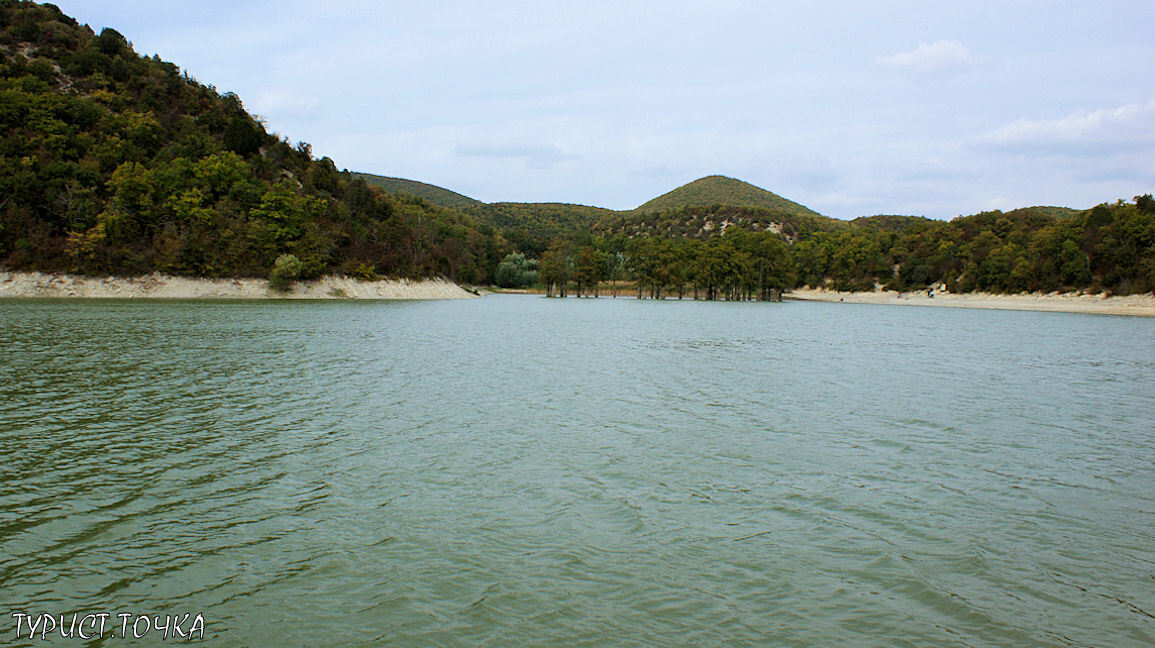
[799,201,1155,295]
[512,228,792,301]
[499,197,1155,298]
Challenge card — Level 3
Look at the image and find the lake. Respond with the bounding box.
[1,295,1153,646]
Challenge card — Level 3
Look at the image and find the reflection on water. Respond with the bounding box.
[1,296,1153,646]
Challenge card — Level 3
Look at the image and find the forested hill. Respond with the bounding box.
[633,175,821,217]
[352,173,483,210]
[596,204,841,242]
[341,174,825,257]
[0,1,502,283]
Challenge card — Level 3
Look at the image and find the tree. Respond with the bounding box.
[1135,194,1155,214]
[269,253,302,291]
[573,245,603,297]
[597,235,627,297]
[222,115,264,157]
[494,252,538,288]
[96,28,127,57]
[538,240,572,297]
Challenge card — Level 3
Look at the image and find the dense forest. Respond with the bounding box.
[0,1,504,284]
[1,2,1152,297]
[511,197,1155,298]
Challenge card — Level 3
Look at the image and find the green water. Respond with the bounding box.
[1,295,1153,646]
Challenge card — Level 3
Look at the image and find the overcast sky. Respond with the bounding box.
[50,1,1155,219]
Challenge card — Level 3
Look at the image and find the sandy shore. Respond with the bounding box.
[0,271,478,300]
[787,287,1155,317]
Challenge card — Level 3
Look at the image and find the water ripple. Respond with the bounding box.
[1,297,1152,646]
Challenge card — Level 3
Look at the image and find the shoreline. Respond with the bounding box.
[3,271,1151,315]
[0,271,478,300]
[787,287,1155,317]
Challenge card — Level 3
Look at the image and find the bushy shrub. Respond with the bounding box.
[269,253,302,291]
[495,252,538,288]
[349,261,378,282]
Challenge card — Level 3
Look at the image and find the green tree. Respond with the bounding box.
[269,253,302,291]
[494,252,538,288]
[222,115,264,157]
[96,28,127,57]
[538,240,572,297]
[573,245,604,297]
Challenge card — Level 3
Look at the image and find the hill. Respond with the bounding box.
[0,1,500,283]
[441,175,824,255]
[340,172,826,257]
[352,173,482,210]
[597,204,843,242]
[478,202,615,256]
[633,175,821,217]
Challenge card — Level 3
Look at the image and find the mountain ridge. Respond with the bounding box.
[351,173,483,210]
[353,171,823,218]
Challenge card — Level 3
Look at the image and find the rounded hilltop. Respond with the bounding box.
[632,175,821,218]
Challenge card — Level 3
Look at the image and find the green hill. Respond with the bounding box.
[477,202,615,256]
[352,173,482,210]
[342,173,826,257]
[346,176,617,255]
[464,176,823,254]
[0,1,499,283]
[597,204,843,242]
[633,175,821,217]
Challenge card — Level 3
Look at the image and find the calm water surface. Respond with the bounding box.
[1,295,1153,647]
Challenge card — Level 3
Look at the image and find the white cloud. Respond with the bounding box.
[875,40,972,75]
[979,101,1155,155]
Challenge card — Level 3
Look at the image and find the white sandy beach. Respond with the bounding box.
[787,287,1155,317]
[0,271,478,300]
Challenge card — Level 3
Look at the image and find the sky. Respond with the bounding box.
[49,0,1155,219]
